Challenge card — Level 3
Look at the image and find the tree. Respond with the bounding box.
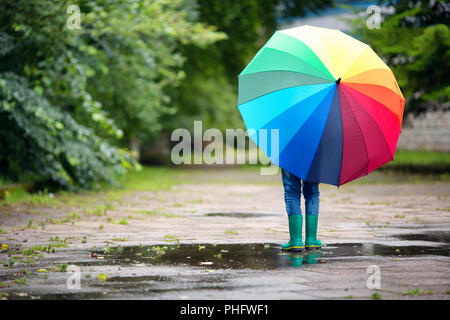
[0,0,225,188]
[352,0,450,115]
[166,0,334,132]
[79,0,226,146]
[0,0,134,189]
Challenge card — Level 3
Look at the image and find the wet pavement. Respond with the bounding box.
[1,231,449,300]
[91,239,450,270]
[203,212,280,218]
[1,170,449,299]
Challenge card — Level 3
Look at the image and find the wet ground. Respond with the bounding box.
[0,168,449,299]
[2,232,450,300]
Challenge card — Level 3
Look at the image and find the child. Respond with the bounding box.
[281,168,322,252]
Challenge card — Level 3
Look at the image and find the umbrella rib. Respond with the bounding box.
[338,86,344,187]
[352,100,395,164]
[304,88,343,186]
[302,88,339,182]
[343,80,405,104]
[340,45,371,80]
[238,69,334,80]
[305,26,337,80]
[271,30,336,80]
[343,68,404,98]
[238,83,335,133]
[247,46,335,81]
[341,82,404,125]
[238,71,335,105]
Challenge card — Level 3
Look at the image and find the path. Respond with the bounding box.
[0,168,449,299]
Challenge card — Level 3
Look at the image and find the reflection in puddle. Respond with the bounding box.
[393,231,450,244]
[204,212,279,218]
[95,240,450,270]
[37,234,450,300]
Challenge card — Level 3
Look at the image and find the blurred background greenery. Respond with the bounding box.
[0,0,448,191]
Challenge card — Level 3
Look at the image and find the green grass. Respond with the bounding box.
[0,167,187,211]
[403,288,434,296]
[0,177,14,187]
[2,188,57,205]
[1,151,448,210]
[13,277,27,285]
[391,150,450,166]
[346,150,450,185]
[58,263,68,272]
[21,244,55,255]
[347,170,449,185]
[131,209,181,218]
[163,234,179,243]
[116,167,186,192]
[112,237,126,242]
[371,292,382,300]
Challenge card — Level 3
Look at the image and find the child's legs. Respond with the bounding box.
[281,168,302,216]
[303,181,320,215]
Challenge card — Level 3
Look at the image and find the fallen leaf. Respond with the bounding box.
[15,292,28,297]
[97,273,107,281]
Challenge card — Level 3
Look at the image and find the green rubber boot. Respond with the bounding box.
[286,254,304,267]
[282,215,304,252]
[304,251,321,265]
[305,215,322,250]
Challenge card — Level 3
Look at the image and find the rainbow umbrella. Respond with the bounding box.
[237,25,405,186]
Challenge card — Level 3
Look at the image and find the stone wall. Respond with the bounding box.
[397,111,450,152]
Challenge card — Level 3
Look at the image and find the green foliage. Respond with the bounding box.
[59,263,68,272]
[371,292,382,300]
[117,167,185,191]
[2,187,55,205]
[194,0,334,81]
[0,0,225,189]
[13,277,27,285]
[384,0,449,26]
[80,0,227,142]
[351,0,450,114]
[392,150,450,166]
[0,72,132,189]
[0,0,334,188]
[0,0,137,189]
[167,0,334,132]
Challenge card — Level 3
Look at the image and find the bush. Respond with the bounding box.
[0,72,134,189]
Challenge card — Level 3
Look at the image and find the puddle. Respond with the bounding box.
[93,241,450,270]
[96,243,299,270]
[203,212,279,218]
[20,235,450,300]
[393,231,450,244]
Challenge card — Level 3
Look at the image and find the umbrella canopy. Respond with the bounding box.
[237,25,405,186]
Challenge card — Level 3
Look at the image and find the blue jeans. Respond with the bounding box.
[281,168,320,216]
